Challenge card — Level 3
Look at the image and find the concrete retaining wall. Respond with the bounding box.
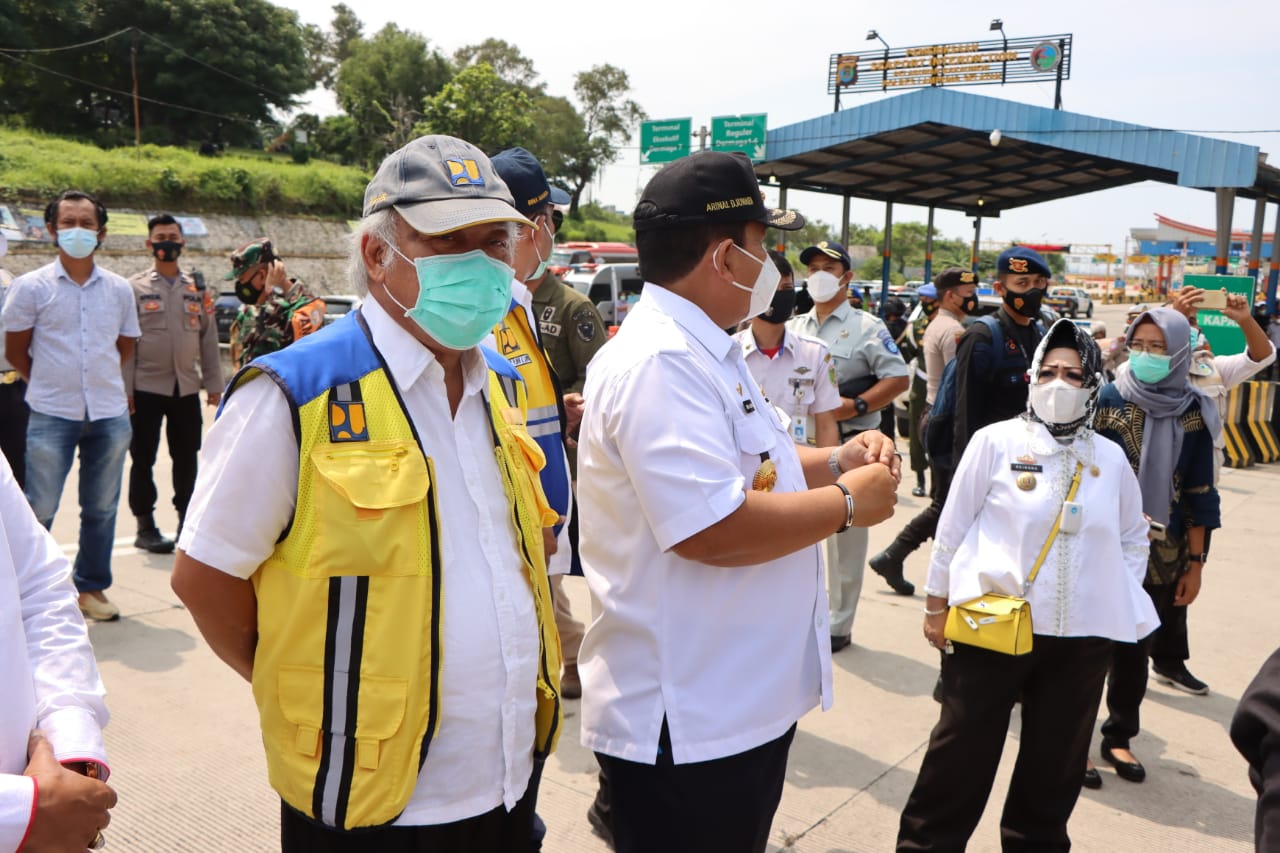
[2,211,355,295]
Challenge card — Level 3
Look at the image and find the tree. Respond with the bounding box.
[418,63,535,156]
[525,95,588,193]
[301,4,363,90]
[0,0,312,146]
[562,64,646,215]
[334,23,452,166]
[452,39,541,92]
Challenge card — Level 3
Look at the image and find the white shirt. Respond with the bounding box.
[733,326,841,445]
[0,455,109,851]
[926,417,1159,642]
[0,260,139,421]
[179,296,539,824]
[578,285,832,766]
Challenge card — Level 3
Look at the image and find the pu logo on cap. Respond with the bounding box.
[1008,258,1029,273]
[447,159,485,187]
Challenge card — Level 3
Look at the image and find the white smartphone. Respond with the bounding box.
[1060,501,1083,534]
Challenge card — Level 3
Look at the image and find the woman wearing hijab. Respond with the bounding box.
[898,319,1158,852]
[1091,306,1221,784]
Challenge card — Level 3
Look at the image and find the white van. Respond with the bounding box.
[564,263,645,326]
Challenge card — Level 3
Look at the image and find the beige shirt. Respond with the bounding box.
[922,307,965,404]
[125,268,223,397]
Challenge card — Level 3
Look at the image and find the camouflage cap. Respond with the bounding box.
[226,239,275,280]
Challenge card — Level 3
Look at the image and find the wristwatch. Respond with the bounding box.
[853,396,869,416]
[1191,552,1208,565]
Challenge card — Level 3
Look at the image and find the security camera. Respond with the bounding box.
[990,129,1002,147]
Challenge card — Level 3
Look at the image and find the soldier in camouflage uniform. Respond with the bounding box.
[225,239,326,369]
[899,283,939,497]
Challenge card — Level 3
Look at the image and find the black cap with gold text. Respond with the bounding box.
[633,151,804,232]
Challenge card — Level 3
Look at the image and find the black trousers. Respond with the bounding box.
[898,635,1113,853]
[1102,581,1178,747]
[596,718,796,853]
[887,464,954,558]
[279,779,537,853]
[1149,601,1189,669]
[0,379,29,489]
[127,388,202,521]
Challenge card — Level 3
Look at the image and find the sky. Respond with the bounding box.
[276,0,1280,250]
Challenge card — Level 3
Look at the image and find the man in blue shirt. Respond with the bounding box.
[1,190,140,622]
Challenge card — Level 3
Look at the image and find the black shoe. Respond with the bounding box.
[1101,739,1146,783]
[1152,664,1210,695]
[1083,765,1103,789]
[587,803,614,850]
[868,550,915,596]
[911,485,926,497]
[831,634,852,653]
[134,527,175,554]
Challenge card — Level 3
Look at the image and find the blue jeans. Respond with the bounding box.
[25,411,132,593]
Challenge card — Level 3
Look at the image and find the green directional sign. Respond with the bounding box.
[639,118,691,164]
[710,113,767,161]
[1184,274,1253,356]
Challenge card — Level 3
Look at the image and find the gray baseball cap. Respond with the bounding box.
[362,135,531,235]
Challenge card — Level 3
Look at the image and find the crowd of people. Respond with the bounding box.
[1,136,1279,853]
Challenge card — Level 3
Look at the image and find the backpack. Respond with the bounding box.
[924,315,1006,466]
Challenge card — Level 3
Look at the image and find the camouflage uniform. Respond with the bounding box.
[230,281,324,370]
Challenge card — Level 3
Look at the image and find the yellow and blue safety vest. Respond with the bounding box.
[222,310,562,831]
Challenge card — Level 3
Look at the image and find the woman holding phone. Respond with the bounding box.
[898,319,1157,851]
[1090,306,1221,786]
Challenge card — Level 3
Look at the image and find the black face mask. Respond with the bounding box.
[760,288,797,324]
[921,301,939,316]
[960,294,979,315]
[1003,287,1044,318]
[235,277,263,305]
[151,240,183,262]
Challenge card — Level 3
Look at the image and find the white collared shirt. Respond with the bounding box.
[0,455,109,851]
[0,259,139,421]
[180,295,538,825]
[733,326,841,445]
[926,417,1159,643]
[578,284,832,766]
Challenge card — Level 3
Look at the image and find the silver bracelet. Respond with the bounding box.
[828,447,843,477]
[923,606,948,616]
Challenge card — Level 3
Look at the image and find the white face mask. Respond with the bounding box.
[715,243,781,323]
[1029,379,1091,426]
[807,269,844,303]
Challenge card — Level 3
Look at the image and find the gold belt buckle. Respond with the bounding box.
[0,371,18,385]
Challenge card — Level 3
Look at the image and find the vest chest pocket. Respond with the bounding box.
[308,440,429,577]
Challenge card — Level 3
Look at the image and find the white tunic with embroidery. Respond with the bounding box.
[926,417,1159,642]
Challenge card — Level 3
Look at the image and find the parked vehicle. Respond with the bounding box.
[1045,286,1093,318]
[549,241,638,277]
[565,263,644,326]
[215,292,362,345]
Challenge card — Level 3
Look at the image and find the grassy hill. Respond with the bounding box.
[0,127,367,217]
[0,127,634,241]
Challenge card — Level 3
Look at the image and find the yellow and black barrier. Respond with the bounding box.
[1244,381,1280,464]
[1223,384,1255,468]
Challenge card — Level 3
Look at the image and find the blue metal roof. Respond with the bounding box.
[757,88,1269,214]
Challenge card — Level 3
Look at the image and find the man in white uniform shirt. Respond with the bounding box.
[577,151,900,853]
[0,454,115,851]
[733,250,841,448]
[172,136,563,851]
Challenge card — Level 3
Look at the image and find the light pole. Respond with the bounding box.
[866,30,890,92]
[989,19,1008,85]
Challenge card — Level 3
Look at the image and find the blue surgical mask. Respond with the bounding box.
[1129,350,1173,384]
[385,247,514,350]
[56,227,98,260]
[1189,327,1203,350]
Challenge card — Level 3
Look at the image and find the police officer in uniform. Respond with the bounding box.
[125,214,224,552]
[789,241,911,646]
[226,239,325,369]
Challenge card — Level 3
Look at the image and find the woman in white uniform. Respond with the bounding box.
[897,319,1159,852]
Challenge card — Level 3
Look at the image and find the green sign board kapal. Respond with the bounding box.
[639,118,691,164]
[710,113,767,161]
[1183,274,1254,356]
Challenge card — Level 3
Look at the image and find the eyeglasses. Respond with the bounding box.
[1127,342,1168,355]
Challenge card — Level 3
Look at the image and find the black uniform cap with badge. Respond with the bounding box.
[798,241,853,273]
[996,246,1051,279]
[934,266,980,315]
